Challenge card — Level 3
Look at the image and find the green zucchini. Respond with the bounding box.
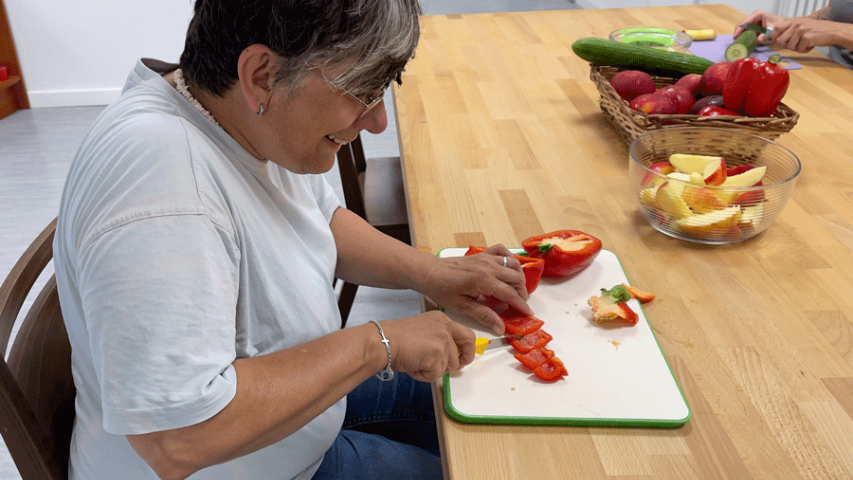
[725,30,758,61]
[571,37,714,76]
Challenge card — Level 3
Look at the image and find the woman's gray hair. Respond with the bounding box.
[180,0,421,97]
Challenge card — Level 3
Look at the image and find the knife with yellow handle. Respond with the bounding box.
[474,334,524,354]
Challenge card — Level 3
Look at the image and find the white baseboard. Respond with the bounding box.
[27,87,121,108]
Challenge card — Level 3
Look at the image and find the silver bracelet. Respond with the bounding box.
[369,320,395,381]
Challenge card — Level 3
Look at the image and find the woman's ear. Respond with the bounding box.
[237,45,277,114]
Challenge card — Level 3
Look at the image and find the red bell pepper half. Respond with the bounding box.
[532,356,568,382]
[509,329,553,354]
[722,56,790,117]
[521,230,602,277]
[465,245,545,294]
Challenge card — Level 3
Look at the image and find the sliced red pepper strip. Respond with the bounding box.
[532,356,568,382]
[514,347,556,370]
[510,329,553,354]
[465,245,545,294]
[722,56,789,117]
[521,230,602,277]
[502,314,545,336]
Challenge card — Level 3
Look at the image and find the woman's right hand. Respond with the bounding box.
[376,311,476,383]
[734,10,783,43]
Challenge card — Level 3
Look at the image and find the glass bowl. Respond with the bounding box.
[609,27,692,53]
[629,127,801,245]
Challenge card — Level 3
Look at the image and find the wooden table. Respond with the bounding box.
[393,4,853,479]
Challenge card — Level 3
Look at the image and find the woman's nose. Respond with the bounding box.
[358,99,389,135]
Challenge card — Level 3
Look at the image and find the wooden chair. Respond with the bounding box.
[0,217,75,480]
[336,134,411,327]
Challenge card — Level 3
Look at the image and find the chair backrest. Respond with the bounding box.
[336,134,369,221]
[335,134,411,327]
[0,217,75,480]
[336,133,410,241]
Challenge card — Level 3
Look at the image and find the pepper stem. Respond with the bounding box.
[768,53,782,64]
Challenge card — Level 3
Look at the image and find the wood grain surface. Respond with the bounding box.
[393,4,853,479]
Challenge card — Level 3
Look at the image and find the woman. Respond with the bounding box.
[734,1,853,69]
[53,1,532,479]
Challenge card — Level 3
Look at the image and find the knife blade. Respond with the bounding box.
[739,23,773,37]
[474,334,524,354]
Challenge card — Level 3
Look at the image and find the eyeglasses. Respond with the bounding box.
[311,66,398,118]
[344,83,389,117]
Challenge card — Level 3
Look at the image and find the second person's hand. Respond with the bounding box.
[734,10,782,43]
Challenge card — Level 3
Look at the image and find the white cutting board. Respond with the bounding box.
[439,248,690,427]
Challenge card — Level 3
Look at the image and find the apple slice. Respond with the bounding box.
[665,172,692,195]
[688,172,706,185]
[730,188,766,206]
[669,154,725,175]
[722,165,767,187]
[717,166,767,204]
[739,203,764,229]
[642,162,677,187]
[726,164,754,177]
[655,181,693,219]
[675,205,741,235]
[701,158,727,186]
[682,186,728,213]
[640,184,661,207]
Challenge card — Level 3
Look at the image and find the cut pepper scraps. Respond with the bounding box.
[588,283,655,326]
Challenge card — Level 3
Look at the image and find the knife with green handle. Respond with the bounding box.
[739,23,774,37]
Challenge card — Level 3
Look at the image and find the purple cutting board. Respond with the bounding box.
[689,34,802,69]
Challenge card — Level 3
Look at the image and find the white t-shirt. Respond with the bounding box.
[54,59,344,480]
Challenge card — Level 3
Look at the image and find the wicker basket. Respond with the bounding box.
[591,65,799,145]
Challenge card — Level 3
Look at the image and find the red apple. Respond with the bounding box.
[629,93,677,115]
[657,85,695,114]
[699,61,733,97]
[610,70,656,102]
[674,73,702,98]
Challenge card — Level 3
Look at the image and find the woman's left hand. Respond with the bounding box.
[420,244,533,335]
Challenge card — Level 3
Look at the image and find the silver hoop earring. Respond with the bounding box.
[257,104,265,116]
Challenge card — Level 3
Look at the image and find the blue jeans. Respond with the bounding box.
[312,372,443,479]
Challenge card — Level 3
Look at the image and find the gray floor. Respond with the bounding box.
[0,1,578,478]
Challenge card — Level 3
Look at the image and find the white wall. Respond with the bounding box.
[2,1,813,109]
[573,0,784,13]
[4,0,193,108]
